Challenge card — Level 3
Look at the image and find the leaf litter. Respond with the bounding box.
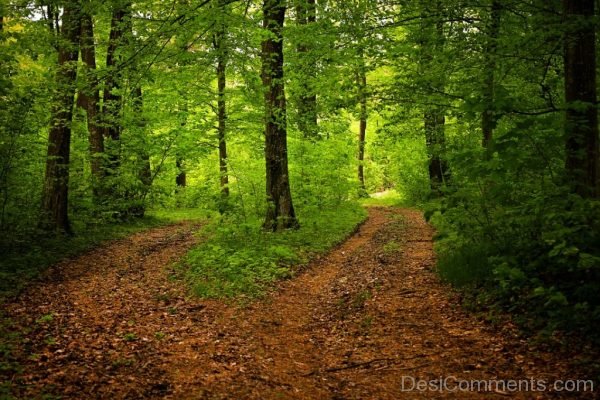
[1,208,597,399]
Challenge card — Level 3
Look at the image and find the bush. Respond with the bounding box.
[432,181,600,340]
[184,202,367,298]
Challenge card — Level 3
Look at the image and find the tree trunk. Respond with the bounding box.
[217,58,229,196]
[262,0,299,231]
[424,109,449,193]
[46,5,56,34]
[481,0,501,149]
[296,0,318,139]
[214,0,229,196]
[563,0,599,198]
[132,86,152,191]
[176,158,186,187]
[175,102,188,189]
[40,0,81,234]
[103,2,131,171]
[420,1,450,196]
[357,55,367,192]
[79,10,104,197]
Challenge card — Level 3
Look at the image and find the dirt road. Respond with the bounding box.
[2,208,595,399]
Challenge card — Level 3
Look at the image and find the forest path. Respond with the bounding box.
[3,208,591,399]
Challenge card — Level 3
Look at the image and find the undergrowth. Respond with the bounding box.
[184,202,367,299]
[359,189,406,207]
[429,187,600,345]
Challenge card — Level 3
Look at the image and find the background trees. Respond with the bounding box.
[0,0,599,337]
[40,0,82,234]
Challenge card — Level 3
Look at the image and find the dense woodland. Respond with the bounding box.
[1,0,600,346]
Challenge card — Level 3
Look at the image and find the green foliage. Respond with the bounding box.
[122,333,137,342]
[382,240,401,255]
[1,0,599,347]
[435,241,494,288]
[360,190,405,207]
[35,313,54,324]
[432,168,600,339]
[184,203,367,298]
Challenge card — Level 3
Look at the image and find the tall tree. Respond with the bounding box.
[563,0,599,198]
[127,13,152,209]
[78,7,104,198]
[420,1,450,195]
[295,0,318,139]
[102,1,132,169]
[176,102,188,189]
[40,0,82,233]
[481,0,501,149]
[356,50,367,192]
[262,0,299,230]
[132,85,152,194]
[214,0,229,196]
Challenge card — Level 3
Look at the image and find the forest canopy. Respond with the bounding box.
[1,0,599,339]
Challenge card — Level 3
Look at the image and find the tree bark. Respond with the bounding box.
[176,158,186,187]
[424,109,449,193]
[79,10,104,197]
[357,54,367,192]
[214,0,229,196]
[103,2,132,170]
[296,0,318,139]
[420,1,450,196]
[175,102,187,189]
[481,0,501,149]
[563,0,599,198]
[132,85,152,192]
[262,0,299,231]
[40,0,81,234]
[46,5,56,34]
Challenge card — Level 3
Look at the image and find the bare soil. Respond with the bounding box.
[2,208,596,399]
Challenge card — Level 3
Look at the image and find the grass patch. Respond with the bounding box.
[382,240,401,254]
[360,190,405,207]
[184,202,368,299]
[0,208,207,301]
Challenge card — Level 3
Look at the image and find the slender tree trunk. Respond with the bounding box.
[79,10,104,197]
[103,3,131,170]
[482,0,501,149]
[214,1,229,196]
[424,110,448,192]
[175,158,186,187]
[420,1,450,196]
[46,4,59,48]
[262,0,299,231]
[132,85,151,191]
[40,0,81,234]
[46,5,56,33]
[296,0,318,139]
[217,58,229,196]
[126,7,151,199]
[563,0,599,198]
[174,101,188,189]
[357,55,367,191]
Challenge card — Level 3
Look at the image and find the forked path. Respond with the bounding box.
[2,208,595,399]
